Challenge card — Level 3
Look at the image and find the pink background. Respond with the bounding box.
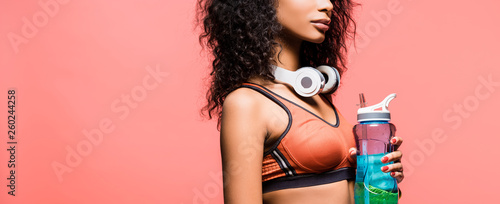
[1,0,498,203]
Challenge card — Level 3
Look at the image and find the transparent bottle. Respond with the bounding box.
[354,93,399,204]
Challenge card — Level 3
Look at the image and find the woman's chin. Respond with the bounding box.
[307,35,326,44]
[302,30,327,44]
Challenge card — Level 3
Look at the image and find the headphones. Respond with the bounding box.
[272,65,340,97]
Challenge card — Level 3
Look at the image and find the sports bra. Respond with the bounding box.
[238,82,357,193]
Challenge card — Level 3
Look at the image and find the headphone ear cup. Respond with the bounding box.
[293,67,325,97]
[316,65,340,94]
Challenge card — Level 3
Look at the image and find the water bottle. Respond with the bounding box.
[353,93,399,204]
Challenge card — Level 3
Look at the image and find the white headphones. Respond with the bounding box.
[272,65,340,97]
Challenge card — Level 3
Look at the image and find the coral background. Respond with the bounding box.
[1,0,498,203]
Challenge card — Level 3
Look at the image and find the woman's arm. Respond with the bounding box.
[220,89,268,204]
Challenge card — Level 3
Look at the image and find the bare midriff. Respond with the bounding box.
[263,180,355,204]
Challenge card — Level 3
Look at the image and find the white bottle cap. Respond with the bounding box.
[357,93,396,122]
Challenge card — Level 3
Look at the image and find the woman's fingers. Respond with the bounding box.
[390,171,404,183]
[381,159,405,183]
[381,150,403,163]
[381,162,403,173]
[353,145,405,184]
[349,147,357,157]
[391,136,403,151]
[381,149,405,184]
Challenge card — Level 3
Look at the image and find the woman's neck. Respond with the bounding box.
[273,33,302,71]
[247,35,302,86]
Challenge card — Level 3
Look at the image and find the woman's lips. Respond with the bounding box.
[311,22,330,32]
[310,19,331,32]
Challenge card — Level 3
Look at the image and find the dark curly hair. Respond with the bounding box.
[196,0,359,129]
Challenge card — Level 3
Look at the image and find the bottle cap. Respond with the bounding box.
[357,93,396,122]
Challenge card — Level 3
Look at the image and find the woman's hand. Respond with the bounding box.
[380,136,404,183]
[348,136,405,183]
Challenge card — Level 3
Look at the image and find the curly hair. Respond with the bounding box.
[196,0,359,129]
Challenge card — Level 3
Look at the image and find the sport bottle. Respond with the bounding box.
[353,93,399,204]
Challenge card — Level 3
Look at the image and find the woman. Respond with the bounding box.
[197,0,404,203]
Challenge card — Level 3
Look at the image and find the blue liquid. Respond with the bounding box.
[355,153,398,204]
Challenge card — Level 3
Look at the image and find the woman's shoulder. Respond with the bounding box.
[224,86,262,108]
[222,85,269,121]
[220,85,270,143]
[223,79,276,109]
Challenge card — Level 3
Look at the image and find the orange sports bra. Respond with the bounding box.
[239,82,357,193]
